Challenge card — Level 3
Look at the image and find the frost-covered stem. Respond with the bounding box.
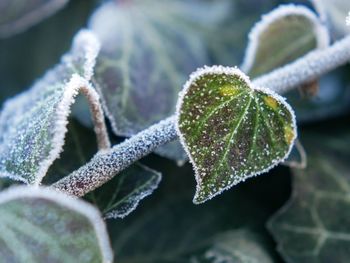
[53,116,177,196]
[53,35,350,197]
[80,86,111,150]
[254,34,350,93]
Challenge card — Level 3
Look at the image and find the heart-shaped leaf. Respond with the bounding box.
[0,186,113,263]
[177,66,297,204]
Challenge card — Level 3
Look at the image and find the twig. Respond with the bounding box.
[53,35,350,197]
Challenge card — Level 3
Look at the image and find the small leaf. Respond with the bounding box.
[268,131,350,263]
[92,163,161,219]
[198,230,273,263]
[312,0,350,39]
[0,30,108,185]
[0,186,113,263]
[241,4,329,78]
[0,0,69,38]
[177,66,297,204]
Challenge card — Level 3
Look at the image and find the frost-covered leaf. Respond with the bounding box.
[0,186,113,263]
[242,4,329,78]
[268,131,350,263]
[90,0,209,136]
[0,30,109,185]
[312,0,350,39]
[92,163,161,219]
[0,0,69,38]
[195,230,273,263]
[177,66,297,204]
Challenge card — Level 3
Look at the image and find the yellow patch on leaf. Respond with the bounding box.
[284,125,295,144]
[263,96,279,109]
[219,85,240,97]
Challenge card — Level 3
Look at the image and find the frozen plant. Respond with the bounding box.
[0,1,350,262]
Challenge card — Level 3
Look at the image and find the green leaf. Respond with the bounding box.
[195,229,273,263]
[242,4,329,78]
[0,0,69,38]
[0,186,113,263]
[268,131,350,263]
[177,66,297,203]
[91,163,161,219]
[0,30,103,184]
[90,0,209,136]
[312,0,350,39]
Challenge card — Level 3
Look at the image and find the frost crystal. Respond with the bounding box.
[176,66,297,204]
[0,30,109,185]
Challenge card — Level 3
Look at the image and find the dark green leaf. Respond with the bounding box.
[0,186,113,262]
[177,66,296,203]
[268,131,350,263]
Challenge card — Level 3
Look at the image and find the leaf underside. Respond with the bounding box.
[92,163,161,219]
[0,30,99,184]
[0,186,113,263]
[177,66,296,203]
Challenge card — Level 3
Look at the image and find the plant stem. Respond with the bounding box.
[53,117,177,196]
[80,85,111,150]
[53,34,350,197]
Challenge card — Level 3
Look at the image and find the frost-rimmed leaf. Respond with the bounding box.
[312,0,350,39]
[241,4,329,78]
[268,132,350,263]
[0,0,69,38]
[92,163,161,219]
[177,66,297,204]
[0,186,113,263]
[90,0,208,136]
[0,30,109,185]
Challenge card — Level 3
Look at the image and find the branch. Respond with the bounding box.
[53,35,350,197]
